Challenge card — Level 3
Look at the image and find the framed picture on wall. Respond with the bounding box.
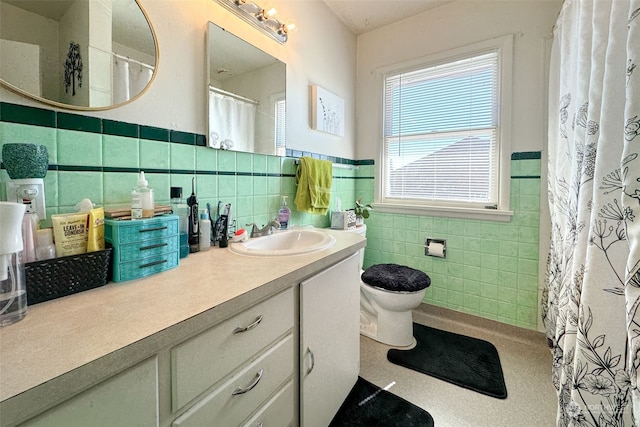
[310,85,345,137]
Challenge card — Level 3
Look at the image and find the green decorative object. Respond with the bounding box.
[1,143,49,179]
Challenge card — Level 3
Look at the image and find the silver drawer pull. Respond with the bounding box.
[306,346,315,375]
[231,369,264,395]
[139,226,168,233]
[139,243,168,251]
[232,315,263,334]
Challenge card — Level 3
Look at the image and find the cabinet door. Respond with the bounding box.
[23,357,159,427]
[300,252,360,427]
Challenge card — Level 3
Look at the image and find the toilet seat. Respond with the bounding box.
[361,263,431,293]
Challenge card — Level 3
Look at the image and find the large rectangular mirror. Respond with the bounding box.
[207,22,286,156]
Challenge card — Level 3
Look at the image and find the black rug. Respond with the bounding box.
[387,323,507,399]
[329,377,435,427]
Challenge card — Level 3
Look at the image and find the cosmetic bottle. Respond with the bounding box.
[278,195,291,230]
[131,171,154,219]
[35,228,56,261]
[199,210,211,251]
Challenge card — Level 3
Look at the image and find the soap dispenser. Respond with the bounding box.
[278,195,291,230]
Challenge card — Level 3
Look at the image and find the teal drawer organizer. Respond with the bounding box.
[105,215,180,282]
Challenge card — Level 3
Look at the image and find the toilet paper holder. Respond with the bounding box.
[425,238,446,258]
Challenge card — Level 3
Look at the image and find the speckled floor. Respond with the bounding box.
[358,304,558,427]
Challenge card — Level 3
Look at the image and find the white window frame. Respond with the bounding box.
[375,35,514,222]
[273,92,286,156]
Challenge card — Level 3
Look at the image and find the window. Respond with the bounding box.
[274,96,286,156]
[379,36,513,220]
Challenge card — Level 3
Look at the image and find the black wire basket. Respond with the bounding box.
[25,248,112,305]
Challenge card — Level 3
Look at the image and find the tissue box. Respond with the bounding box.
[331,210,356,230]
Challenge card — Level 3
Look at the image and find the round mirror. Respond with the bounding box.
[0,0,158,111]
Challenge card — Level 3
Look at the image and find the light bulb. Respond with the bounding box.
[284,19,297,33]
[263,2,277,18]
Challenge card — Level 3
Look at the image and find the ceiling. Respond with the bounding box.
[323,0,455,35]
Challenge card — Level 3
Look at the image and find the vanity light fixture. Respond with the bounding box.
[216,0,296,44]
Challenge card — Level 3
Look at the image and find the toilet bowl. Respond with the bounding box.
[341,225,429,347]
[359,282,426,347]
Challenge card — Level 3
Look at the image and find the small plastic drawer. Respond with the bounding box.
[116,237,180,262]
[105,215,179,244]
[111,251,180,282]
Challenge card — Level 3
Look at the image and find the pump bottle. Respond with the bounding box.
[278,196,291,230]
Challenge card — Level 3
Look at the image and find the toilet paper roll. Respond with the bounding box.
[428,242,445,257]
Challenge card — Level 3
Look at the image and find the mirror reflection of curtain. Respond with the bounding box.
[208,90,256,152]
[112,57,154,104]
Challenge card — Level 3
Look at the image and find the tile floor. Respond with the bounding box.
[358,304,558,427]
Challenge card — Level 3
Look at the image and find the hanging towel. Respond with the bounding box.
[295,157,333,215]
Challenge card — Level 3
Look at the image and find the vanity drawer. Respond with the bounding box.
[171,288,294,411]
[116,237,180,262]
[111,251,180,282]
[241,380,294,427]
[172,335,293,427]
[105,215,179,244]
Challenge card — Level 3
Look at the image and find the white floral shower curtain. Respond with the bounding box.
[544,0,640,425]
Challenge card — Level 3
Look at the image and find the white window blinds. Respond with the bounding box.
[383,51,500,207]
[275,98,286,152]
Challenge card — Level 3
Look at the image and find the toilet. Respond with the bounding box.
[346,225,431,348]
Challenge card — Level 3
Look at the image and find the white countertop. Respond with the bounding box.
[0,229,365,406]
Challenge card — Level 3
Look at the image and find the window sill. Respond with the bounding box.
[373,203,514,222]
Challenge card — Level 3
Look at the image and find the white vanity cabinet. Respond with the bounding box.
[300,252,360,427]
[1,235,365,427]
[21,357,159,427]
[170,287,294,426]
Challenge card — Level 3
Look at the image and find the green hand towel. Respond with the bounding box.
[295,157,333,215]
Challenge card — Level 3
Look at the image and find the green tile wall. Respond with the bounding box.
[0,102,355,233]
[0,102,542,330]
[356,154,542,330]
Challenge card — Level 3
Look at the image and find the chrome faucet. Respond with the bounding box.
[248,219,280,238]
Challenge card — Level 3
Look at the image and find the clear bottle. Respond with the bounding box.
[131,171,154,219]
[278,195,291,230]
[170,187,190,258]
[199,210,211,251]
[35,228,56,261]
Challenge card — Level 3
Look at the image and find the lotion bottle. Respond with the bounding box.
[131,171,154,219]
[199,210,211,251]
[278,195,291,230]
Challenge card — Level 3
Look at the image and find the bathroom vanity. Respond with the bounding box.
[0,229,365,427]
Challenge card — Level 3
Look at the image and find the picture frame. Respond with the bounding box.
[310,85,345,137]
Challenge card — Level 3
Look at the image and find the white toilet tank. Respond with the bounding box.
[349,225,367,270]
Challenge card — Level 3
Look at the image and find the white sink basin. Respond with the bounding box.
[229,229,336,256]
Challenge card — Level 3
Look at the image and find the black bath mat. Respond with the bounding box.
[329,376,434,427]
[387,323,507,399]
